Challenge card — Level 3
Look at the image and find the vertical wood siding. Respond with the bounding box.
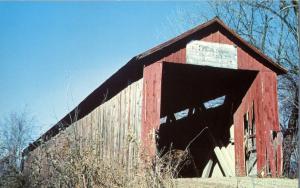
[76,78,143,165]
[24,24,281,178]
[141,62,163,156]
[24,78,143,174]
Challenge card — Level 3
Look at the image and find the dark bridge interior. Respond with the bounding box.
[157,62,257,177]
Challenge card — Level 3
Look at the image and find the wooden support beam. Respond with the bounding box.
[208,131,234,177]
[217,140,235,174]
[202,159,213,178]
[141,62,163,158]
[213,146,234,177]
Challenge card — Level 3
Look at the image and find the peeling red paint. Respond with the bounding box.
[141,27,282,177]
[141,62,163,156]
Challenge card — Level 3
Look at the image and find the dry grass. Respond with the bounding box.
[22,143,188,188]
[19,111,208,188]
[21,121,191,188]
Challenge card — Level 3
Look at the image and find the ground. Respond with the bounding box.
[174,177,297,188]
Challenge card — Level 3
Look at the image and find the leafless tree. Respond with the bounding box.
[166,0,299,178]
[211,0,299,178]
[0,109,35,187]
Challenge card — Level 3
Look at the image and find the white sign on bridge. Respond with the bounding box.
[186,40,237,69]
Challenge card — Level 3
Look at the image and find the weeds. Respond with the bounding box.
[21,115,190,188]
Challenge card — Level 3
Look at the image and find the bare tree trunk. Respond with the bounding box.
[296,0,300,184]
[283,89,298,177]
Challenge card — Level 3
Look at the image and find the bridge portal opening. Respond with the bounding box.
[157,62,257,177]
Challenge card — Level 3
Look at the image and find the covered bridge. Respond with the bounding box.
[23,18,286,178]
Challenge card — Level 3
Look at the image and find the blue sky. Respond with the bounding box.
[0,2,211,139]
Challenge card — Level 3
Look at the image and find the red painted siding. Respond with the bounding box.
[141,28,281,176]
[141,62,163,157]
[162,48,186,64]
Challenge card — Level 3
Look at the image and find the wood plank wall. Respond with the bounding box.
[24,78,144,177]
